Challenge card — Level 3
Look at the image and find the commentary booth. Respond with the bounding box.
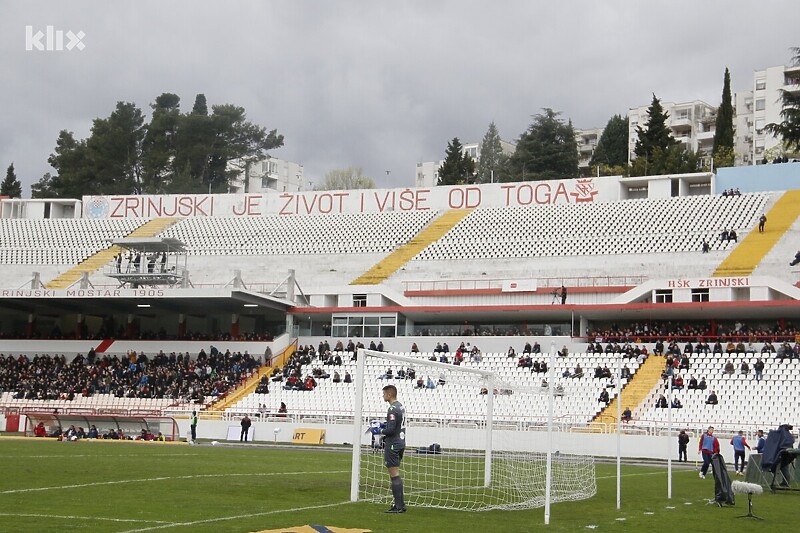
[105,237,188,289]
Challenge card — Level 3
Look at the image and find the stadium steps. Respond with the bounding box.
[350,209,472,285]
[713,189,800,277]
[45,218,179,289]
[593,354,666,428]
[210,343,296,412]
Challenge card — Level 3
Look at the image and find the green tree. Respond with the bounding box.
[47,130,94,198]
[712,68,735,162]
[192,93,208,116]
[142,93,181,193]
[317,167,375,190]
[766,47,800,151]
[30,172,57,198]
[437,138,476,185]
[210,104,285,193]
[86,102,146,194]
[508,108,578,181]
[590,114,629,168]
[631,144,699,176]
[633,94,678,169]
[475,122,507,183]
[1,163,22,198]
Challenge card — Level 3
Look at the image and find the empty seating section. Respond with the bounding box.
[232,352,640,425]
[0,219,144,265]
[161,211,440,256]
[0,391,174,412]
[414,193,771,261]
[638,353,800,428]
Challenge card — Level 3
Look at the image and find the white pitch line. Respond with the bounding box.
[0,512,175,524]
[596,470,696,480]
[119,501,352,533]
[0,454,202,459]
[0,470,350,494]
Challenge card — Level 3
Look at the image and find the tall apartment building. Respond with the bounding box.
[415,139,516,188]
[628,100,717,168]
[574,127,604,170]
[228,156,306,194]
[734,63,800,166]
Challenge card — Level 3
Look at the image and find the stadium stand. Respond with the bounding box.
[1,171,799,457]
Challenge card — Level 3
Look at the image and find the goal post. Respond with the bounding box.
[350,348,596,512]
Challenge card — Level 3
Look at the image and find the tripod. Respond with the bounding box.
[551,289,560,305]
[736,492,763,520]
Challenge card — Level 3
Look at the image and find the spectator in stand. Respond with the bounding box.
[730,430,751,475]
[671,397,682,409]
[532,341,541,353]
[332,371,341,383]
[278,402,287,417]
[621,365,631,379]
[679,354,691,369]
[507,346,516,358]
[739,360,750,375]
[410,342,419,353]
[687,376,698,389]
[672,374,684,390]
[656,394,668,408]
[523,342,532,354]
[753,358,764,381]
[621,407,632,423]
[344,371,352,383]
[762,341,776,354]
[654,340,665,355]
[570,364,583,378]
[698,377,707,390]
[678,430,689,461]
[698,426,720,479]
[598,389,609,405]
[705,390,718,405]
[723,360,735,374]
[712,341,723,354]
[702,239,710,253]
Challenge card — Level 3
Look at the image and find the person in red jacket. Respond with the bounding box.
[33,422,47,437]
[698,426,720,479]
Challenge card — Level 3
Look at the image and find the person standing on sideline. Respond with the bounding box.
[758,214,767,233]
[756,429,767,453]
[240,414,252,442]
[378,384,406,513]
[190,410,198,443]
[698,426,719,479]
[678,429,689,462]
[730,430,751,475]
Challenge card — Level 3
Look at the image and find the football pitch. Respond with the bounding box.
[0,438,796,533]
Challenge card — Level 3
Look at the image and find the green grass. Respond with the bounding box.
[0,437,796,532]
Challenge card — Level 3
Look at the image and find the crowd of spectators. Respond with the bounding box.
[0,326,274,342]
[587,319,800,344]
[0,346,260,403]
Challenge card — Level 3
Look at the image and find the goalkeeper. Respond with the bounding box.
[375,384,406,513]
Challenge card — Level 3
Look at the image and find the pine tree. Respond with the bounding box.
[476,122,507,183]
[508,108,579,181]
[437,137,475,186]
[590,114,629,168]
[634,94,677,162]
[1,163,23,198]
[713,68,735,157]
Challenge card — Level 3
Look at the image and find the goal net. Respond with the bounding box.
[350,349,596,511]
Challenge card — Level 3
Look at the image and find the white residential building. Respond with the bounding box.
[734,63,800,166]
[415,140,516,188]
[575,127,604,170]
[628,100,717,168]
[228,156,307,194]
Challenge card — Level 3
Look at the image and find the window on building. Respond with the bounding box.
[755,99,766,111]
[691,288,709,302]
[655,289,673,303]
[755,119,765,134]
[353,294,367,307]
[755,79,766,91]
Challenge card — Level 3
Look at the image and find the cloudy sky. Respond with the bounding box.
[1,1,797,195]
